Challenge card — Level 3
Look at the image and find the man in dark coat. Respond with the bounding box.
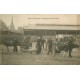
[41,37,45,49]
[36,37,42,54]
[68,37,73,57]
[47,38,53,55]
[13,38,18,52]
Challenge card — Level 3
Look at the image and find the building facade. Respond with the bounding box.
[23,24,80,42]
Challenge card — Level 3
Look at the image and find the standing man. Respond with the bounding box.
[24,37,29,49]
[36,37,42,54]
[47,38,53,55]
[68,37,73,57]
[13,38,18,52]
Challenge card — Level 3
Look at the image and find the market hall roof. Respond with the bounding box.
[24,24,80,30]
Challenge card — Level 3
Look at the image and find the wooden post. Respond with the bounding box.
[1,49,3,65]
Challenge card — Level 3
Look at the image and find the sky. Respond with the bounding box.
[0,14,78,29]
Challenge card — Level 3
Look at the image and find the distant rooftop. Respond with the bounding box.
[0,19,9,31]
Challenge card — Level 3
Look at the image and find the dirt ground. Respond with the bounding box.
[0,43,80,65]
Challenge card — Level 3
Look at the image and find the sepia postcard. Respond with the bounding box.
[0,14,80,65]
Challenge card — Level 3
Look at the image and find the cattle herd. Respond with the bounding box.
[1,35,80,57]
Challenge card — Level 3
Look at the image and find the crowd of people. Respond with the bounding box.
[36,36,78,57]
[36,36,54,55]
[6,35,79,57]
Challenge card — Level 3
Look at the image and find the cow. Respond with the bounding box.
[3,39,32,53]
[53,40,80,57]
